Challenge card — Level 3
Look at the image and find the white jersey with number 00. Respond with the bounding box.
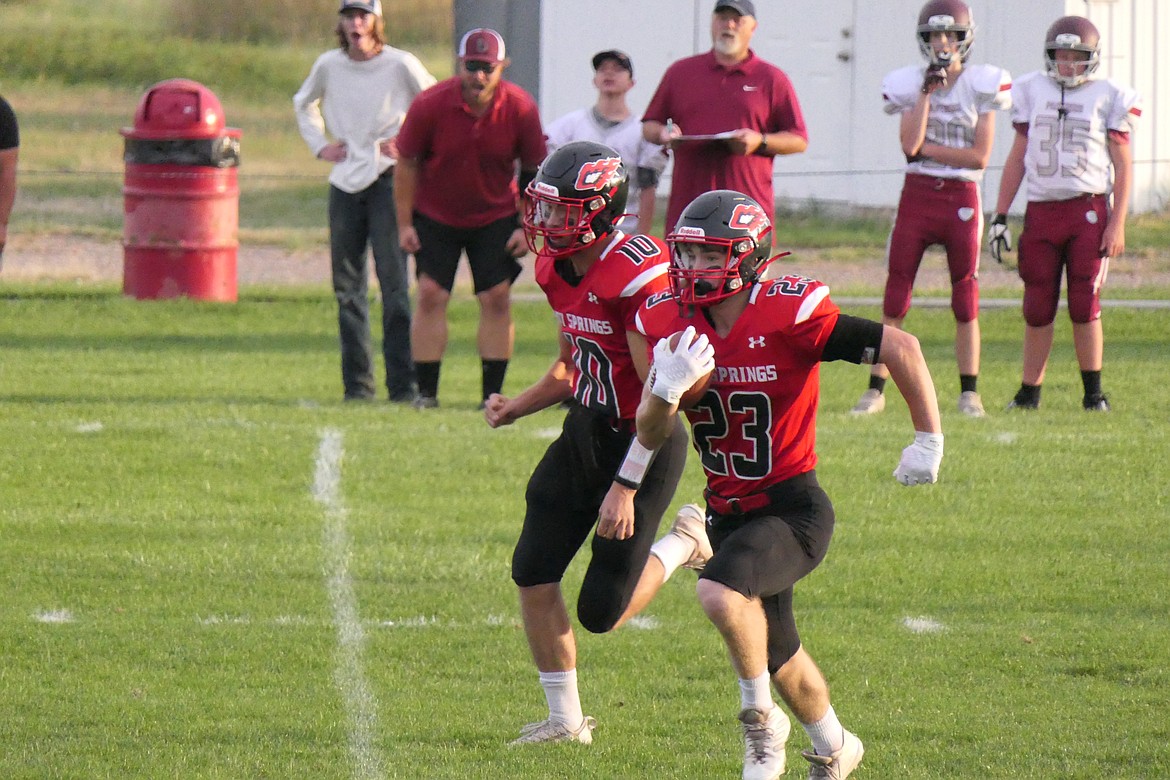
[1010,70,1141,203]
[883,63,1011,183]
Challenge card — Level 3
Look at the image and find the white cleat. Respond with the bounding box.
[670,504,713,571]
[802,729,864,779]
[739,706,791,780]
[850,388,885,415]
[509,716,596,746]
[957,390,986,418]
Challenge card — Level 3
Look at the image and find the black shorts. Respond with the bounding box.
[699,471,835,672]
[512,404,688,634]
[412,212,523,294]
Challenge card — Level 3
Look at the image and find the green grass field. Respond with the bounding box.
[2,1,1168,775]
[1,288,1167,778]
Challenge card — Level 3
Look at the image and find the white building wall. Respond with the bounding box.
[537,0,1167,214]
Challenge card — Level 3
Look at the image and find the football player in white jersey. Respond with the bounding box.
[989,16,1141,412]
[545,50,668,236]
[852,0,1010,420]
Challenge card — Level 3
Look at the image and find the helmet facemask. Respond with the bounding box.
[523,182,609,257]
[916,1,974,69]
[667,231,772,307]
[1046,37,1100,88]
[522,142,627,258]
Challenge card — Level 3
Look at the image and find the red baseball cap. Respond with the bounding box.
[458,28,506,63]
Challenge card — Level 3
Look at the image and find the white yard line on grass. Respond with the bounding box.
[314,428,386,780]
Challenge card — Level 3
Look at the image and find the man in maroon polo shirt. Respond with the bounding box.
[642,0,808,230]
[395,28,546,409]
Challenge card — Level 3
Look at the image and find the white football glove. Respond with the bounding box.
[893,432,944,486]
[650,325,715,405]
[987,213,1013,266]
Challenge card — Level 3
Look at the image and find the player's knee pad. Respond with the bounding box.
[765,618,802,675]
[510,531,566,589]
[951,277,978,322]
[576,595,622,635]
[1022,286,1059,328]
[1067,279,1101,323]
[882,276,914,320]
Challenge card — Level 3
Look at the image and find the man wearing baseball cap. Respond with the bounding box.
[544,49,667,235]
[394,28,546,409]
[643,0,808,230]
[294,0,436,403]
[715,0,755,16]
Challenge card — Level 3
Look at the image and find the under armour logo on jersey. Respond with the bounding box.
[575,157,623,192]
[588,292,599,304]
[748,336,766,349]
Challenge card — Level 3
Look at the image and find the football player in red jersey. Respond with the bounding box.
[484,140,712,746]
[628,190,943,780]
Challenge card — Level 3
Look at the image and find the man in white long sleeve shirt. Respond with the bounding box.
[294,0,436,402]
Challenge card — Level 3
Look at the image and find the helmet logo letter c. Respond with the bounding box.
[575,157,623,192]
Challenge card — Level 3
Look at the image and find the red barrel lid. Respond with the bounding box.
[120,79,239,140]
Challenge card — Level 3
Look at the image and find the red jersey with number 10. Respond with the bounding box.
[536,232,671,420]
[636,275,840,496]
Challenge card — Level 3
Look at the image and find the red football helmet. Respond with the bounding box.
[666,190,777,307]
[1045,16,1101,87]
[916,0,974,68]
[523,140,628,258]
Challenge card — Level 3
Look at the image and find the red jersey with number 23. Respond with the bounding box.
[636,275,840,497]
[537,232,671,420]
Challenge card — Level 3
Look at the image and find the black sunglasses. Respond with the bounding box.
[464,60,498,74]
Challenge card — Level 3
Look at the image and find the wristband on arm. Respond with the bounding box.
[613,437,657,490]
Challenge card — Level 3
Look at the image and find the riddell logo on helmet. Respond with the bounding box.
[575,158,622,192]
[532,182,559,197]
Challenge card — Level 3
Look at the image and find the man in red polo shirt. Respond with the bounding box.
[642,0,808,230]
[395,28,547,409]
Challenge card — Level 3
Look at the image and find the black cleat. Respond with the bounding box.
[1083,394,1111,411]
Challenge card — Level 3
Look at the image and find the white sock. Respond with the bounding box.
[650,532,694,583]
[539,669,584,729]
[738,670,774,712]
[803,705,845,755]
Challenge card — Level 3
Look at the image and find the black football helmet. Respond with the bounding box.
[523,140,628,257]
[666,190,775,306]
[916,0,974,68]
[1045,16,1100,87]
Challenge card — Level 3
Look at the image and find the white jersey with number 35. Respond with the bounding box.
[882,63,1011,183]
[1010,70,1142,202]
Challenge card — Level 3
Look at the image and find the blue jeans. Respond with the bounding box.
[329,170,415,399]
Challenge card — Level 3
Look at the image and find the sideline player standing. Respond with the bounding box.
[852,0,1010,419]
[545,50,667,236]
[484,141,712,745]
[294,0,435,402]
[630,190,943,779]
[989,16,1140,412]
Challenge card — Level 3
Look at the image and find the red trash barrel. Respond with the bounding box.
[120,79,242,301]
